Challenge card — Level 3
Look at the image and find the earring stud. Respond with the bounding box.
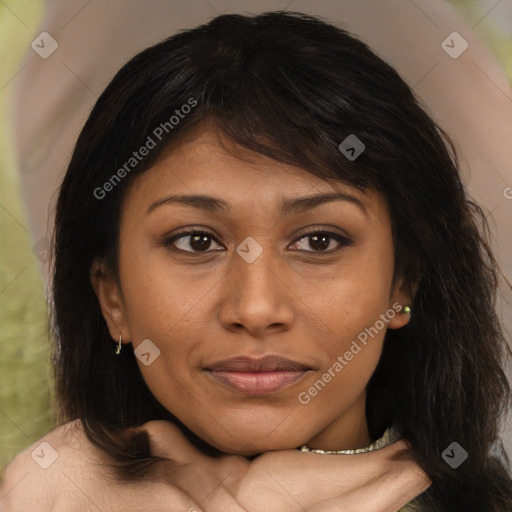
[115,334,122,355]
[402,305,411,316]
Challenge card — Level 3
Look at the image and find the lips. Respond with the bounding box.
[207,355,311,372]
[204,355,312,395]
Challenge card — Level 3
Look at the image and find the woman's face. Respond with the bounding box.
[92,126,412,455]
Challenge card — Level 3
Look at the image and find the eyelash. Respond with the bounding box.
[162,228,352,255]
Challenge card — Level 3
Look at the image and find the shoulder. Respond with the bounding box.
[0,420,103,511]
[0,419,195,512]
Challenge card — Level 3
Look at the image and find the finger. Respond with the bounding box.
[256,438,418,497]
[308,457,432,512]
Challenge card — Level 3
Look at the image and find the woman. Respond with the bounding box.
[1,10,511,511]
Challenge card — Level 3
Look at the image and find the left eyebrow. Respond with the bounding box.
[146,192,368,217]
[281,192,368,217]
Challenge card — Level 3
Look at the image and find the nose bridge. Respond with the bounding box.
[220,235,294,334]
[233,236,280,297]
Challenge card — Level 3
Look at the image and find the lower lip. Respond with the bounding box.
[206,370,309,395]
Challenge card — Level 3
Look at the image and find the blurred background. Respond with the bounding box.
[1,0,511,477]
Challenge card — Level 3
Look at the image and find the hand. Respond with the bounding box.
[143,420,432,512]
[235,439,431,512]
[0,419,430,511]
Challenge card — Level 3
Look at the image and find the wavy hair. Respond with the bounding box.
[51,11,512,511]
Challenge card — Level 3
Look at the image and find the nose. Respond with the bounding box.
[218,245,295,339]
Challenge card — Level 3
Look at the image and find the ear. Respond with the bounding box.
[387,275,420,330]
[90,259,131,345]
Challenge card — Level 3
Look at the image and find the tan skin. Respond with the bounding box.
[0,126,430,511]
[95,125,414,453]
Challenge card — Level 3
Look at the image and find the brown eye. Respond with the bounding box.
[289,230,352,254]
[164,231,224,253]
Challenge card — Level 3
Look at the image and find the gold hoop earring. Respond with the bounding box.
[115,334,122,355]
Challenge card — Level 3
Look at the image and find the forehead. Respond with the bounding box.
[122,127,387,220]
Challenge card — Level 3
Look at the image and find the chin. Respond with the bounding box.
[198,427,307,456]
[175,403,317,455]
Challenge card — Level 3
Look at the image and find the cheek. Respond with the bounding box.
[309,242,394,392]
[118,239,211,343]
[117,241,214,399]
[317,244,395,343]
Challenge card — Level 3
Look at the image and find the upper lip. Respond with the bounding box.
[205,355,311,372]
